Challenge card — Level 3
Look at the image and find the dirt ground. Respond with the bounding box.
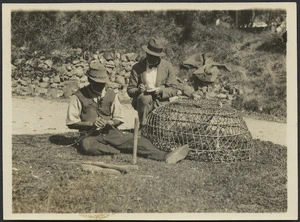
[12,96,287,146]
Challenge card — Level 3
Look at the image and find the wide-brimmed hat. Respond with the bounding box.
[142,38,166,57]
[86,61,109,83]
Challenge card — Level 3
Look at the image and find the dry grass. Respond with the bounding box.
[12,133,287,213]
[173,26,286,118]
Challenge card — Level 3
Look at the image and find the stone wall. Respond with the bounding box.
[11,49,141,99]
[11,48,241,108]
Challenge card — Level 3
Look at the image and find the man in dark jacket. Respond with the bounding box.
[66,61,189,164]
[127,38,178,128]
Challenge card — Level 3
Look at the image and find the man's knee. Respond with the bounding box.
[79,136,121,155]
[79,137,97,155]
[137,94,153,106]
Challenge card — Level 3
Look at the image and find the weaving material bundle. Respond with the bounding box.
[141,99,253,162]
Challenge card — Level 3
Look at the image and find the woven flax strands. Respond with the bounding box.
[142,99,253,162]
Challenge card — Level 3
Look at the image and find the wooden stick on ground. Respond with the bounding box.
[81,161,139,173]
[81,164,122,175]
[133,117,139,165]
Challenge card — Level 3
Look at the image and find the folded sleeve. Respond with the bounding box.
[66,95,82,126]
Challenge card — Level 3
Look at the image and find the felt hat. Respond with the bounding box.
[142,38,166,57]
[86,61,109,83]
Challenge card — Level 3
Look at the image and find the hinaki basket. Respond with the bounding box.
[141,99,253,162]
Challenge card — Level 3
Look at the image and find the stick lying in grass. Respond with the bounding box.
[80,161,139,174]
[81,164,122,175]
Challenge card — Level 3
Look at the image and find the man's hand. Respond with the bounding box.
[106,119,115,126]
[155,85,165,96]
[93,117,107,129]
[138,84,146,93]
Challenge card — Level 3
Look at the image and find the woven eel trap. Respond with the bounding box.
[141,99,253,162]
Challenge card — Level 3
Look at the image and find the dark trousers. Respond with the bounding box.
[137,94,155,126]
[78,130,167,161]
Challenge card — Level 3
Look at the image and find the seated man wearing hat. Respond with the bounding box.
[66,61,189,164]
[127,38,178,129]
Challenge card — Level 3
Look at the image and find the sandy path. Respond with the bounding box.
[12,97,287,146]
[243,117,286,146]
[12,96,137,134]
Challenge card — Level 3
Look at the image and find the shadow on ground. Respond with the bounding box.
[48,130,135,146]
[49,134,77,145]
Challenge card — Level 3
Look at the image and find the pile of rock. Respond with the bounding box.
[177,78,241,107]
[178,52,242,106]
[192,82,241,104]
[11,48,141,99]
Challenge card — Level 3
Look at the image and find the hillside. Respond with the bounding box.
[11,10,287,118]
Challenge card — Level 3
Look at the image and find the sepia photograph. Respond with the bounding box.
[2,2,297,220]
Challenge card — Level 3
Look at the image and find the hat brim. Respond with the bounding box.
[87,76,109,83]
[142,45,166,57]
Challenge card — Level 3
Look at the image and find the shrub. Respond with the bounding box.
[243,98,260,112]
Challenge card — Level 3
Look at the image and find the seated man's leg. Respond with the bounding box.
[135,137,167,161]
[78,134,120,155]
[103,130,190,163]
[137,94,154,126]
[103,130,167,161]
